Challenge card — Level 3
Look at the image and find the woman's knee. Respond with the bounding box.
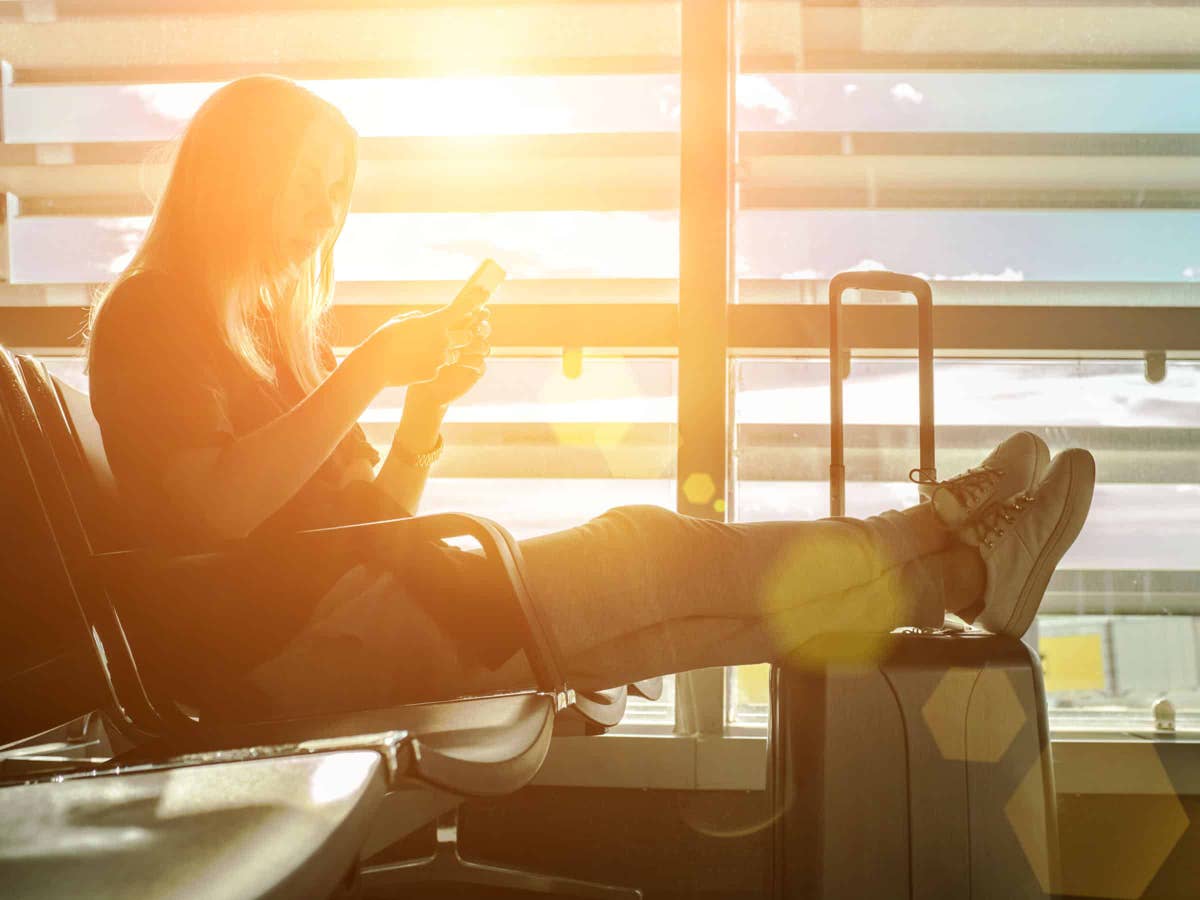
[599,504,685,543]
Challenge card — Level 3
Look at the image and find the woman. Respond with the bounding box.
[87,76,1095,719]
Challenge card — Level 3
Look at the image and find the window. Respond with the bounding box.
[7,1,1200,740]
[4,1,683,725]
[729,358,1200,729]
[730,0,1200,731]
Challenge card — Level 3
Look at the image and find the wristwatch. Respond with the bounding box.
[392,432,444,470]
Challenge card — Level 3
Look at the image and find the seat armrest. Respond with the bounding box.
[87,513,565,693]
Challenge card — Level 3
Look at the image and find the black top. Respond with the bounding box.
[88,269,406,704]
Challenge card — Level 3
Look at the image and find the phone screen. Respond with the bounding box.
[454,258,506,312]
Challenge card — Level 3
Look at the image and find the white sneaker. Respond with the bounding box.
[967,448,1096,637]
[919,432,1050,533]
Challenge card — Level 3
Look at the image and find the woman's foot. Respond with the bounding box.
[924,431,1050,531]
[959,448,1096,637]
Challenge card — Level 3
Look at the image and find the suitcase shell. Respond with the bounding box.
[769,271,1059,898]
[769,631,1059,899]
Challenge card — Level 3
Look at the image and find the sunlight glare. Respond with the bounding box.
[309,753,377,805]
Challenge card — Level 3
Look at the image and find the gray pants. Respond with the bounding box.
[248,502,977,717]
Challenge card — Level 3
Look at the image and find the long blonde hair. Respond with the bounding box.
[85,75,357,393]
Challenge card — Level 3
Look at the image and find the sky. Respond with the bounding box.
[11,72,1200,285]
[13,72,1200,142]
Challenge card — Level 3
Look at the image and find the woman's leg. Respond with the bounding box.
[245,501,984,713]
[465,502,985,693]
[245,563,477,717]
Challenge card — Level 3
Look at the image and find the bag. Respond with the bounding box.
[768,271,1059,899]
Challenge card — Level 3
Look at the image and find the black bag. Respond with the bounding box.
[768,272,1059,899]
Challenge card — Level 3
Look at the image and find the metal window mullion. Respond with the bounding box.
[673,0,733,739]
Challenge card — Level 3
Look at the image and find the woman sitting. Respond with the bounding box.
[86,76,1096,719]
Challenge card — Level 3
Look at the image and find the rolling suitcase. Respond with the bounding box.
[768,271,1060,900]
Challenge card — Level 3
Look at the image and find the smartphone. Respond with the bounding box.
[450,258,506,317]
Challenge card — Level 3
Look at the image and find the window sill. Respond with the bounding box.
[534,731,1200,794]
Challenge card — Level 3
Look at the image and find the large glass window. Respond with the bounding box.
[730,1,1200,732]
[9,0,1200,740]
[8,1,683,725]
[729,357,1200,729]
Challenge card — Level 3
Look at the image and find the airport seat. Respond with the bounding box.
[35,351,660,731]
[0,734,398,900]
[0,364,102,745]
[1,345,559,778]
[4,351,560,736]
[2,347,644,898]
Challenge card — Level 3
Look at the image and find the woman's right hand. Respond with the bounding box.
[356,289,485,387]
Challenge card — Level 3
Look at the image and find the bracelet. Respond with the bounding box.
[391,432,444,470]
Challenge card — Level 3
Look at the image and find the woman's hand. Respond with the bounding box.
[374,303,491,517]
[405,307,492,409]
[356,289,485,388]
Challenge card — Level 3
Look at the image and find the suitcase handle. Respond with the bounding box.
[828,271,935,518]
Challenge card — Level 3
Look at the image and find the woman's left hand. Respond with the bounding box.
[404,307,492,409]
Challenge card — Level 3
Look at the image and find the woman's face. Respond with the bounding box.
[275,117,353,267]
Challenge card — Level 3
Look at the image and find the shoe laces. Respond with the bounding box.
[910,465,1002,511]
[970,492,1038,550]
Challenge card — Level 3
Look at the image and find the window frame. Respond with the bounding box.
[6,0,1200,749]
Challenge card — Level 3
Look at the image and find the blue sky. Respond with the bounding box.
[12,72,1200,140]
[736,73,1200,134]
[11,72,1200,284]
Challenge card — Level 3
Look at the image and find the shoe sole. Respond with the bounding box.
[1001,449,1096,637]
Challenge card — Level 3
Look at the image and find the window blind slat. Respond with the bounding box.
[0,4,681,81]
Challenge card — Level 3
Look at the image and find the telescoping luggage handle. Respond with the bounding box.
[828,270,935,518]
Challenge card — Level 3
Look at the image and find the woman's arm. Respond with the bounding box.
[372,311,491,515]
[372,305,490,515]
[373,393,449,516]
[164,346,385,540]
[162,306,473,541]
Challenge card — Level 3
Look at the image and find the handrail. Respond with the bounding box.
[828,271,934,518]
[7,303,1200,353]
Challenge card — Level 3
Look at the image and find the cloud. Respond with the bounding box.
[910,267,1025,282]
[658,83,682,122]
[843,84,860,96]
[849,258,889,272]
[945,267,1025,281]
[890,82,925,105]
[99,218,148,275]
[735,75,797,125]
[1183,267,1200,280]
[130,83,214,125]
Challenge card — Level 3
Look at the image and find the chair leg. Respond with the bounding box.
[361,810,642,899]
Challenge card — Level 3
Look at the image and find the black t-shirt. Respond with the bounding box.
[88,268,404,702]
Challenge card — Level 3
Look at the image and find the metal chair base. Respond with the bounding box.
[362,809,642,899]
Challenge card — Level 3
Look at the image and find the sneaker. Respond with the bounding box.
[915,431,1050,532]
[967,448,1096,637]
